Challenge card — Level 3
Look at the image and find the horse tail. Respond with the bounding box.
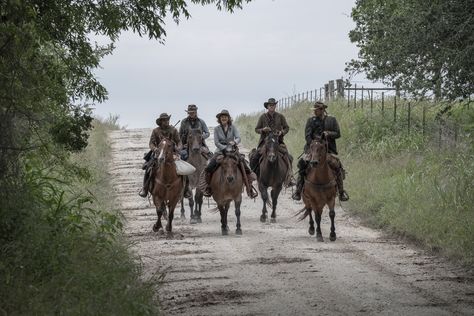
[295,207,311,221]
[208,198,234,213]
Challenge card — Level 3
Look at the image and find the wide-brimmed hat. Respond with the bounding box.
[185,104,198,113]
[264,98,278,109]
[312,101,328,109]
[216,109,231,119]
[156,113,171,125]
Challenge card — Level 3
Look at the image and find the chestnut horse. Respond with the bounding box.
[298,136,337,241]
[180,128,207,224]
[151,137,184,235]
[255,131,289,223]
[210,147,244,235]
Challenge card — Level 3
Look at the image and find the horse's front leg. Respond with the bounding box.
[195,190,203,223]
[315,209,323,242]
[235,197,242,235]
[153,199,164,233]
[329,207,336,241]
[270,186,282,223]
[166,206,175,236]
[189,193,197,224]
[259,182,268,223]
[180,198,186,219]
[308,209,315,235]
[219,205,229,235]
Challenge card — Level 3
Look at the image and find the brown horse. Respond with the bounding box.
[210,147,244,235]
[150,137,184,235]
[255,131,289,223]
[180,128,207,224]
[299,136,337,241]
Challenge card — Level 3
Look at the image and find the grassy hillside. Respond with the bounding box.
[236,100,474,264]
[0,116,159,315]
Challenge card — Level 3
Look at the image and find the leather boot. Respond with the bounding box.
[291,174,305,201]
[139,172,150,198]
[183,176,192,199]
[203,171,212,197]
[336,170,349,201]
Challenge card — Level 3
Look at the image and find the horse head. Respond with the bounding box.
[157,137,175,164]
[263,132,279,163]
[308,135,328,167]
[220,155,240,184]
[187,128,203,153]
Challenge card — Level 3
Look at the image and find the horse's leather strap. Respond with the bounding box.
[304,178,336,192]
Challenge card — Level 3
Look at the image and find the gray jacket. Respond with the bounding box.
[214,124,241,153]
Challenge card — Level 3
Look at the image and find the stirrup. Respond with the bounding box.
[339,190,349,201]
[292,191,302,201]
[203,187,212,197]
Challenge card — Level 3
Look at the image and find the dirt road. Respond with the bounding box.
[109,128,474,316]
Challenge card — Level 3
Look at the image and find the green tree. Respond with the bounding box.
[346,0,474,100]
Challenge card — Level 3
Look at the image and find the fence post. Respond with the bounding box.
[394,95,397,122]
[408,102,411,134]
[361,86,364,108]
[382,92,385,117]
[422,104,426,137]
[353,84,357,108]
[347,88,350,107]
[324,84,329,102]
[370,90,373,113]
[336,79,344,98]
[319,88,322,101]
[310,90,313,101]
[329,80,335,100]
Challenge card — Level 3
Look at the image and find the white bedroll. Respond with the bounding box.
[175,159,196,175]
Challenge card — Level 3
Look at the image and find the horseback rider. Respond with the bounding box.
[249,97,295,186]
[200,109,258,198]
[179,104,212,160]
[139,113,192,198]
[292,101,349,202]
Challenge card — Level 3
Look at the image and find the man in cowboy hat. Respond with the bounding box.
[249,97,295,186]
[139,113,191,198]
[291,101,349,201]
[179,104,211,160]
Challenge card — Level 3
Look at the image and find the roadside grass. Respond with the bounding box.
[236,99,474,264]
[0,116,159,315]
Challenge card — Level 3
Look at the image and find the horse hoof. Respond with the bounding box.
[221,229,229,236]
[180,214,186,220]
[329,233,337,242]
[157,229,165,236]
[316,234,324,242]
[197,217,202,223]
[270,218,276,223]
[236,229,242,235]
[309,227,315,235]
[152,224,161,232]
[190,218,198,225]
[260,215,267,223]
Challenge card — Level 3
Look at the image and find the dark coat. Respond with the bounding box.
[149,125,181,151]
[304,115,340,154]
[255,112,290,147]
[179,117,210,145]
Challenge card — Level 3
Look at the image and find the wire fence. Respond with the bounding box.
[276,79,472,149]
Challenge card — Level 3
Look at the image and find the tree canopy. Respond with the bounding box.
[346,0,474,100]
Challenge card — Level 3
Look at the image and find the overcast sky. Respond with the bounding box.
[92,0,360,128]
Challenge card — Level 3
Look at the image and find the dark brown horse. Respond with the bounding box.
[180,128,207,224]
[299,136,337,241]
[151,137,184,235]
[255,132,289,223]
[210,147,244,235]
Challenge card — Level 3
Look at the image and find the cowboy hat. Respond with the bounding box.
[156,113,171,125]
[185,104,198,113]
[216,109,231,119]
[264,98,278,109]
[312,101,328,109]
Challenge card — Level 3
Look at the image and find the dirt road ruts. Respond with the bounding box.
[109,127,474,316]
